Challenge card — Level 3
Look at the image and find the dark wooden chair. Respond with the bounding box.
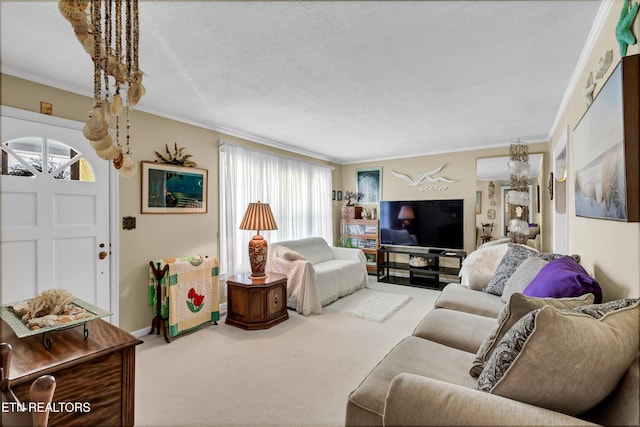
[480,222,494,244]
[1,343,56,427]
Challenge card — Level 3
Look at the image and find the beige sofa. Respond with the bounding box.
[346,250,639,426]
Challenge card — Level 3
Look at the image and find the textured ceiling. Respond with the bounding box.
[1,1,603,164]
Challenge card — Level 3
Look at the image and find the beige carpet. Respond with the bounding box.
[135,277,440,427]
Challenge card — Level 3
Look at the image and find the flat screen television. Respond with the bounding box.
[379,199,464,250]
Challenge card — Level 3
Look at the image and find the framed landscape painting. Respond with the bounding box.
[573,55,639,222]
[141,162,208,213]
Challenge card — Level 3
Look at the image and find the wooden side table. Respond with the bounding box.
[226,272,288,330]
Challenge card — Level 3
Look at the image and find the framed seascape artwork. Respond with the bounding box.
[573,54,639,222]
[356,167,382,204]
[141,162,208,213]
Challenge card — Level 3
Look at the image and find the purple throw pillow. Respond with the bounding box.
[523,257,602,303]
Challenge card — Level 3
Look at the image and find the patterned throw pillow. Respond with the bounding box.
[484,244,538,296]
[469,293,594,377]
[532,252,581,263]
[476,298,639,415]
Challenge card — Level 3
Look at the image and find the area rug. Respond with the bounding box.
[325,288,411,322]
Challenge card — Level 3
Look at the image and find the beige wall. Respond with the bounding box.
[1,74,341,332]
[341,141,550,255]
[549,0,639,300]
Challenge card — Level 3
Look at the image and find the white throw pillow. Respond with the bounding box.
[278,246,306,261]
[500,257,548,303]
[459,243,510,289]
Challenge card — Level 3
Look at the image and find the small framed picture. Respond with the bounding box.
[337,191,343,201]
[356,167,382,204]
[475,191,482,214]
[487,209,496,220]
[141,161,208,214]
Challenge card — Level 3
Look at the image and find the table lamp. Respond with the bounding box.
[239,201,278,278]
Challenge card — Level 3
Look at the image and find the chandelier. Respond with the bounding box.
[507,143,530,244]
[59,0,144,177]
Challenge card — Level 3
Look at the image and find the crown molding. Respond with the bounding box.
[548,0,614,140]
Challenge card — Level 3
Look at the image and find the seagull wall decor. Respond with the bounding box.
[391,165,456,187]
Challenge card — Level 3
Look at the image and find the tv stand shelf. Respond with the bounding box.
[377,246,465,290]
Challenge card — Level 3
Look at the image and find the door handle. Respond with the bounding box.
[99,251,108,260]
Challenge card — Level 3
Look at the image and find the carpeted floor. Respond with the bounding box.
[135,277,440,427]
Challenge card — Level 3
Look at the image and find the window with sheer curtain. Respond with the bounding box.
[219,142,333,278]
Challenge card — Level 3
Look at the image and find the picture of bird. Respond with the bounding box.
[391,165,455,186]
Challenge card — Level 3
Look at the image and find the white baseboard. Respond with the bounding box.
[131,303,228,338]
[131,327,150,338]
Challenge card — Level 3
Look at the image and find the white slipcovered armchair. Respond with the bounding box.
[267,237,368,315]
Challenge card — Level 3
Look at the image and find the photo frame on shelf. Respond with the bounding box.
[356,167,382,204]
[573,55,639,222]
[141,161,208,214]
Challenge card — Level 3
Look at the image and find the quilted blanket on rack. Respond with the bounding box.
[148,255,220,337]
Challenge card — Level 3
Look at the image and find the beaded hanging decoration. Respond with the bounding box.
[59,0,143,176]
[508,143,530,244]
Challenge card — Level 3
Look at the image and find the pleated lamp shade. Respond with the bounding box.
[239,202,278,232]
[239,202,277,278]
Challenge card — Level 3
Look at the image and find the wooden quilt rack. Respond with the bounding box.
[149,261,171,343]
[149,256,219,344]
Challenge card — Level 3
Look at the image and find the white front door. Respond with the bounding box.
[1,112,112,313]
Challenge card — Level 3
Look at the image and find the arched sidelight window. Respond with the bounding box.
[1,136,94,182]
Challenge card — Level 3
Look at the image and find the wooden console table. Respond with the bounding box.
[226,273,288,330]
[1,318,142,427]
